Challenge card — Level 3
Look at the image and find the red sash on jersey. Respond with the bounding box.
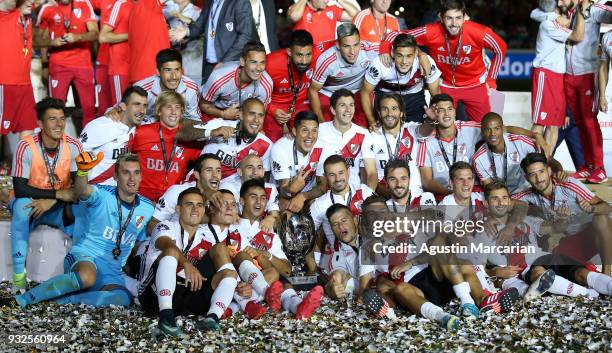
[304,147,323,185]
[349,189,365,216]
[251,230,275,251]
[397,128,415,160]
[340,133,365,168]
[506,224,531,272]
[220,138,271,178]
[378,70,424,92]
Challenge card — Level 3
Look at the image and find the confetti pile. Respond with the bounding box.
[0,282,610,353]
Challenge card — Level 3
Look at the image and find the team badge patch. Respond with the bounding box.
[458,144,466,155]
[510,151,520,163]
[135,216,145,229]
[402,138,411,148]
[326,11,333,19]
[350,144,359,154]
[361,60,370,68]
[462,45,472,54]
[3,121,10,130]
[175,146,184,158]
[226,22,234,32]
[73,8,81,18]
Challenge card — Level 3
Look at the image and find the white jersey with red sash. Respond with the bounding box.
[270,136,324,193]
[310,183,374,245]
[362,122,424,194]
[202,119,272,184]
[316,121,373,187]
[237,218,288,260]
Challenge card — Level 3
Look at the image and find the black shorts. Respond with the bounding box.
[408,266,455,306]
[524,254,584,285]
[139,253,216,316]
[374,90,427,123]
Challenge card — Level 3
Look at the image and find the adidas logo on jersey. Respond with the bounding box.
[369,29,376,35]
[585,90,592,96]
[438,46,445,52]
[281,78,289,84]
[434,150,442,157]
[151,144,160,151]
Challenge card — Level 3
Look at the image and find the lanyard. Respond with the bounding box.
[158,126,177,180]
[330,188,352,206]
[62,1,74,32]
[487,142,507,182]
[181,226,196,256]
[390,196,411,213]
[208,223,230,245]
[237,68,258,107]
[287,58,302,114]
[209,0,223,38]
[383,126,410,162]
[536,186,556,221]
[21,16,29,57]
[292,142,301,170]
[113,192,136,259]
[437,127,458,170]
[371,11,387,41]
[39,134,61,190]
[444,30,463,87]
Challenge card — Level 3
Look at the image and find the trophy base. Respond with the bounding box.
[289,275,319,291]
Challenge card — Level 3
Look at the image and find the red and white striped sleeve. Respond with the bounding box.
[482,26,507,87]
[104,0,125,28]
[563,179,595,202]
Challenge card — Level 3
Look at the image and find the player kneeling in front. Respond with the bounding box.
[138,187,239,337]
[233,179,323,319]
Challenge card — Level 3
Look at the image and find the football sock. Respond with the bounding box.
[452,282,475,305]
[420,301,447,323]
[549,275,592,297]
[586,271,612,295]
[156,256,178,311]
[474,266,492,292]
[51,289,131,307]
[207,277,238,319]
[281,288,302,314]
[217,263,236,273]
[16,271,83,307]
[238,261,269,295]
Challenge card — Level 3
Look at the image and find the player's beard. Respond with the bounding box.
[295,63,309,73]
[392,186,409,200]
[238,126,257,144]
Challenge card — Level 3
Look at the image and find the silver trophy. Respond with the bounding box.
[279,212,318,290]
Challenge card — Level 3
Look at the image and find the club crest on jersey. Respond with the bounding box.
[225,22,234,32]
[135,216,145,229]
[350,144,359,154]
[3,121,10,130]
[198,248,205,257]
[402,138,411,148]
[510,151,520,163]
[53,13,61,24]
[458,144,466,155]
[306,13,312,23]
[306,69,313,79]
[175,146,184,158]
[462,45,472,54]
[353,200,363,211]
[309,161,317,169]
[73,8,82,18]
[361,60,370,69]
[326,11,334,19]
